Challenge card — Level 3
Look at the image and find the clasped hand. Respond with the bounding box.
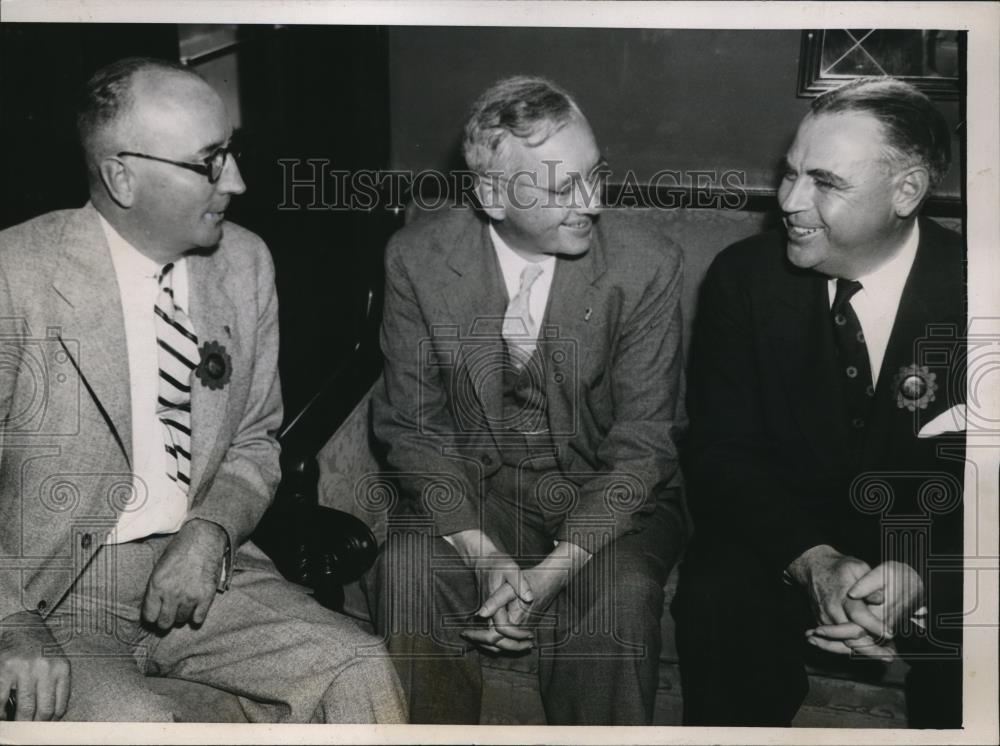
[794,547,924,662]
[465,548,590,654]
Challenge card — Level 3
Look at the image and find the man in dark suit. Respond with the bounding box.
[674,77,965,728]
[371,76,689,724]
[0,56,405,722]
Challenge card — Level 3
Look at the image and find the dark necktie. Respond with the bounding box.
[155,263,199,492]
[831,278,874,439]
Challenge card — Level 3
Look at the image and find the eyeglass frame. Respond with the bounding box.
[116,141,241,184]
[486,159,611,208]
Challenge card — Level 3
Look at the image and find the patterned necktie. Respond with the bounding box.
[502,263,544,368]
[831,278,874,440]
[155,263,199,492]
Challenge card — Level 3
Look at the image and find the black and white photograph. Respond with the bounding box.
[1,1,997,744]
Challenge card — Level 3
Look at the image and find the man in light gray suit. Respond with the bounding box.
[371,76,689,724]
[0,57,405,722]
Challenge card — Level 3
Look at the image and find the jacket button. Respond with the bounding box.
[480,454,493,466]
[36,599,47,612]
[81,533,92,549]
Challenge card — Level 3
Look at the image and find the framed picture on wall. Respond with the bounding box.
[798,29,962,99]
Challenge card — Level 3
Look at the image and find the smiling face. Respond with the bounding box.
[120,70,245,262]
[481,113,603,261]
[778,111,915,279]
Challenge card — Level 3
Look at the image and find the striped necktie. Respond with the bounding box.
[155,263,198,492]
[502,262,544,369]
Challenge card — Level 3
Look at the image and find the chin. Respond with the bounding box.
[197,224,225,248]
[786,242,825,270]
[556,236,594,257]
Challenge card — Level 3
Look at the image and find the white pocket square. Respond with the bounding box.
[918,403,966,438]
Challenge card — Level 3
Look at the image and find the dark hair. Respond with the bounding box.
[76,56,196,160]
[810,77,952,188]
[462,75,583,173]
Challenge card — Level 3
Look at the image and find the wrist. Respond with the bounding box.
[444,529,500,565]
[1,613,59,651]
[549,540,592,573]
[787,544,841,586]
[184,518,228,549]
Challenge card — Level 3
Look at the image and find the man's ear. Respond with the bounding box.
[98,156,137,209]
[892,166,930,219]
[476,175,506,222]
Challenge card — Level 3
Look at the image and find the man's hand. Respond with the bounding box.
[786,544,871,626]
[808,560,925,660]
[445,529,534,653]
[141,519,227,631]
[0,616,70,721]
[806,622,898,662]
[847,560,924,634]
[483,541,592,639]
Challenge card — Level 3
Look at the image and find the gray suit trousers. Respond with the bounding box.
[373,465,677,725]
[51,536,406,722]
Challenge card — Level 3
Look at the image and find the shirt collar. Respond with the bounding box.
[856,220,920,297]
[98,212,163,282]
[828,220,920,305]
[488,224,556,286]
[99,212,190,312]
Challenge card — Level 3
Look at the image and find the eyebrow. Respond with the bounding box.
[193,131,234,159]
[806,168,850,188]
[553,154,609,189]
[782,158,849,188]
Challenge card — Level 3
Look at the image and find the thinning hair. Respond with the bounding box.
[810,76,952,189]
[462,75,584,174]
[75,56,199,180]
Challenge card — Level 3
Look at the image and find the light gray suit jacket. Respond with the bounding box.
[0,203,282,625]
[371,207,689,554]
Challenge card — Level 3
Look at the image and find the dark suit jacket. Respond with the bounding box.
[686,217,966,583]
[0,204,283,625]
[371,207,689,554]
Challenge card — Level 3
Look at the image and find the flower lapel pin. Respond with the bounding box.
[892,363,937,412]
[195,340,233,391]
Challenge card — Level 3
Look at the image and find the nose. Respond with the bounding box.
[218,152,246,195]
[573,178,603,216]
[778,174,810,215]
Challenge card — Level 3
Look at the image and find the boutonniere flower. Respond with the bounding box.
[893,363,937,412]
[195,340,233,391]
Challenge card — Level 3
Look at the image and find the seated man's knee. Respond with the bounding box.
[64,685,176,722]
[584,552,665,621]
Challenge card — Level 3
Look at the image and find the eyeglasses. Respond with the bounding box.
[117,142,241,184]
[492,160,611,207]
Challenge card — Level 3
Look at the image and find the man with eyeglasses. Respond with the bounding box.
[0,56,406,722]
[370,75,689,724]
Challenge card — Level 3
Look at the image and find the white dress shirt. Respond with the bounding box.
[489,224,557,338]
[827,222,919,387]
[100,215,191,543]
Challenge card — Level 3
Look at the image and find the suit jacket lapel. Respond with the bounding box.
[49,204,132,468]
[186,248,238,496]
[766,269,851,470]
[865,221,964,459]
[544,224,607,441]
[441,218,507,430]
